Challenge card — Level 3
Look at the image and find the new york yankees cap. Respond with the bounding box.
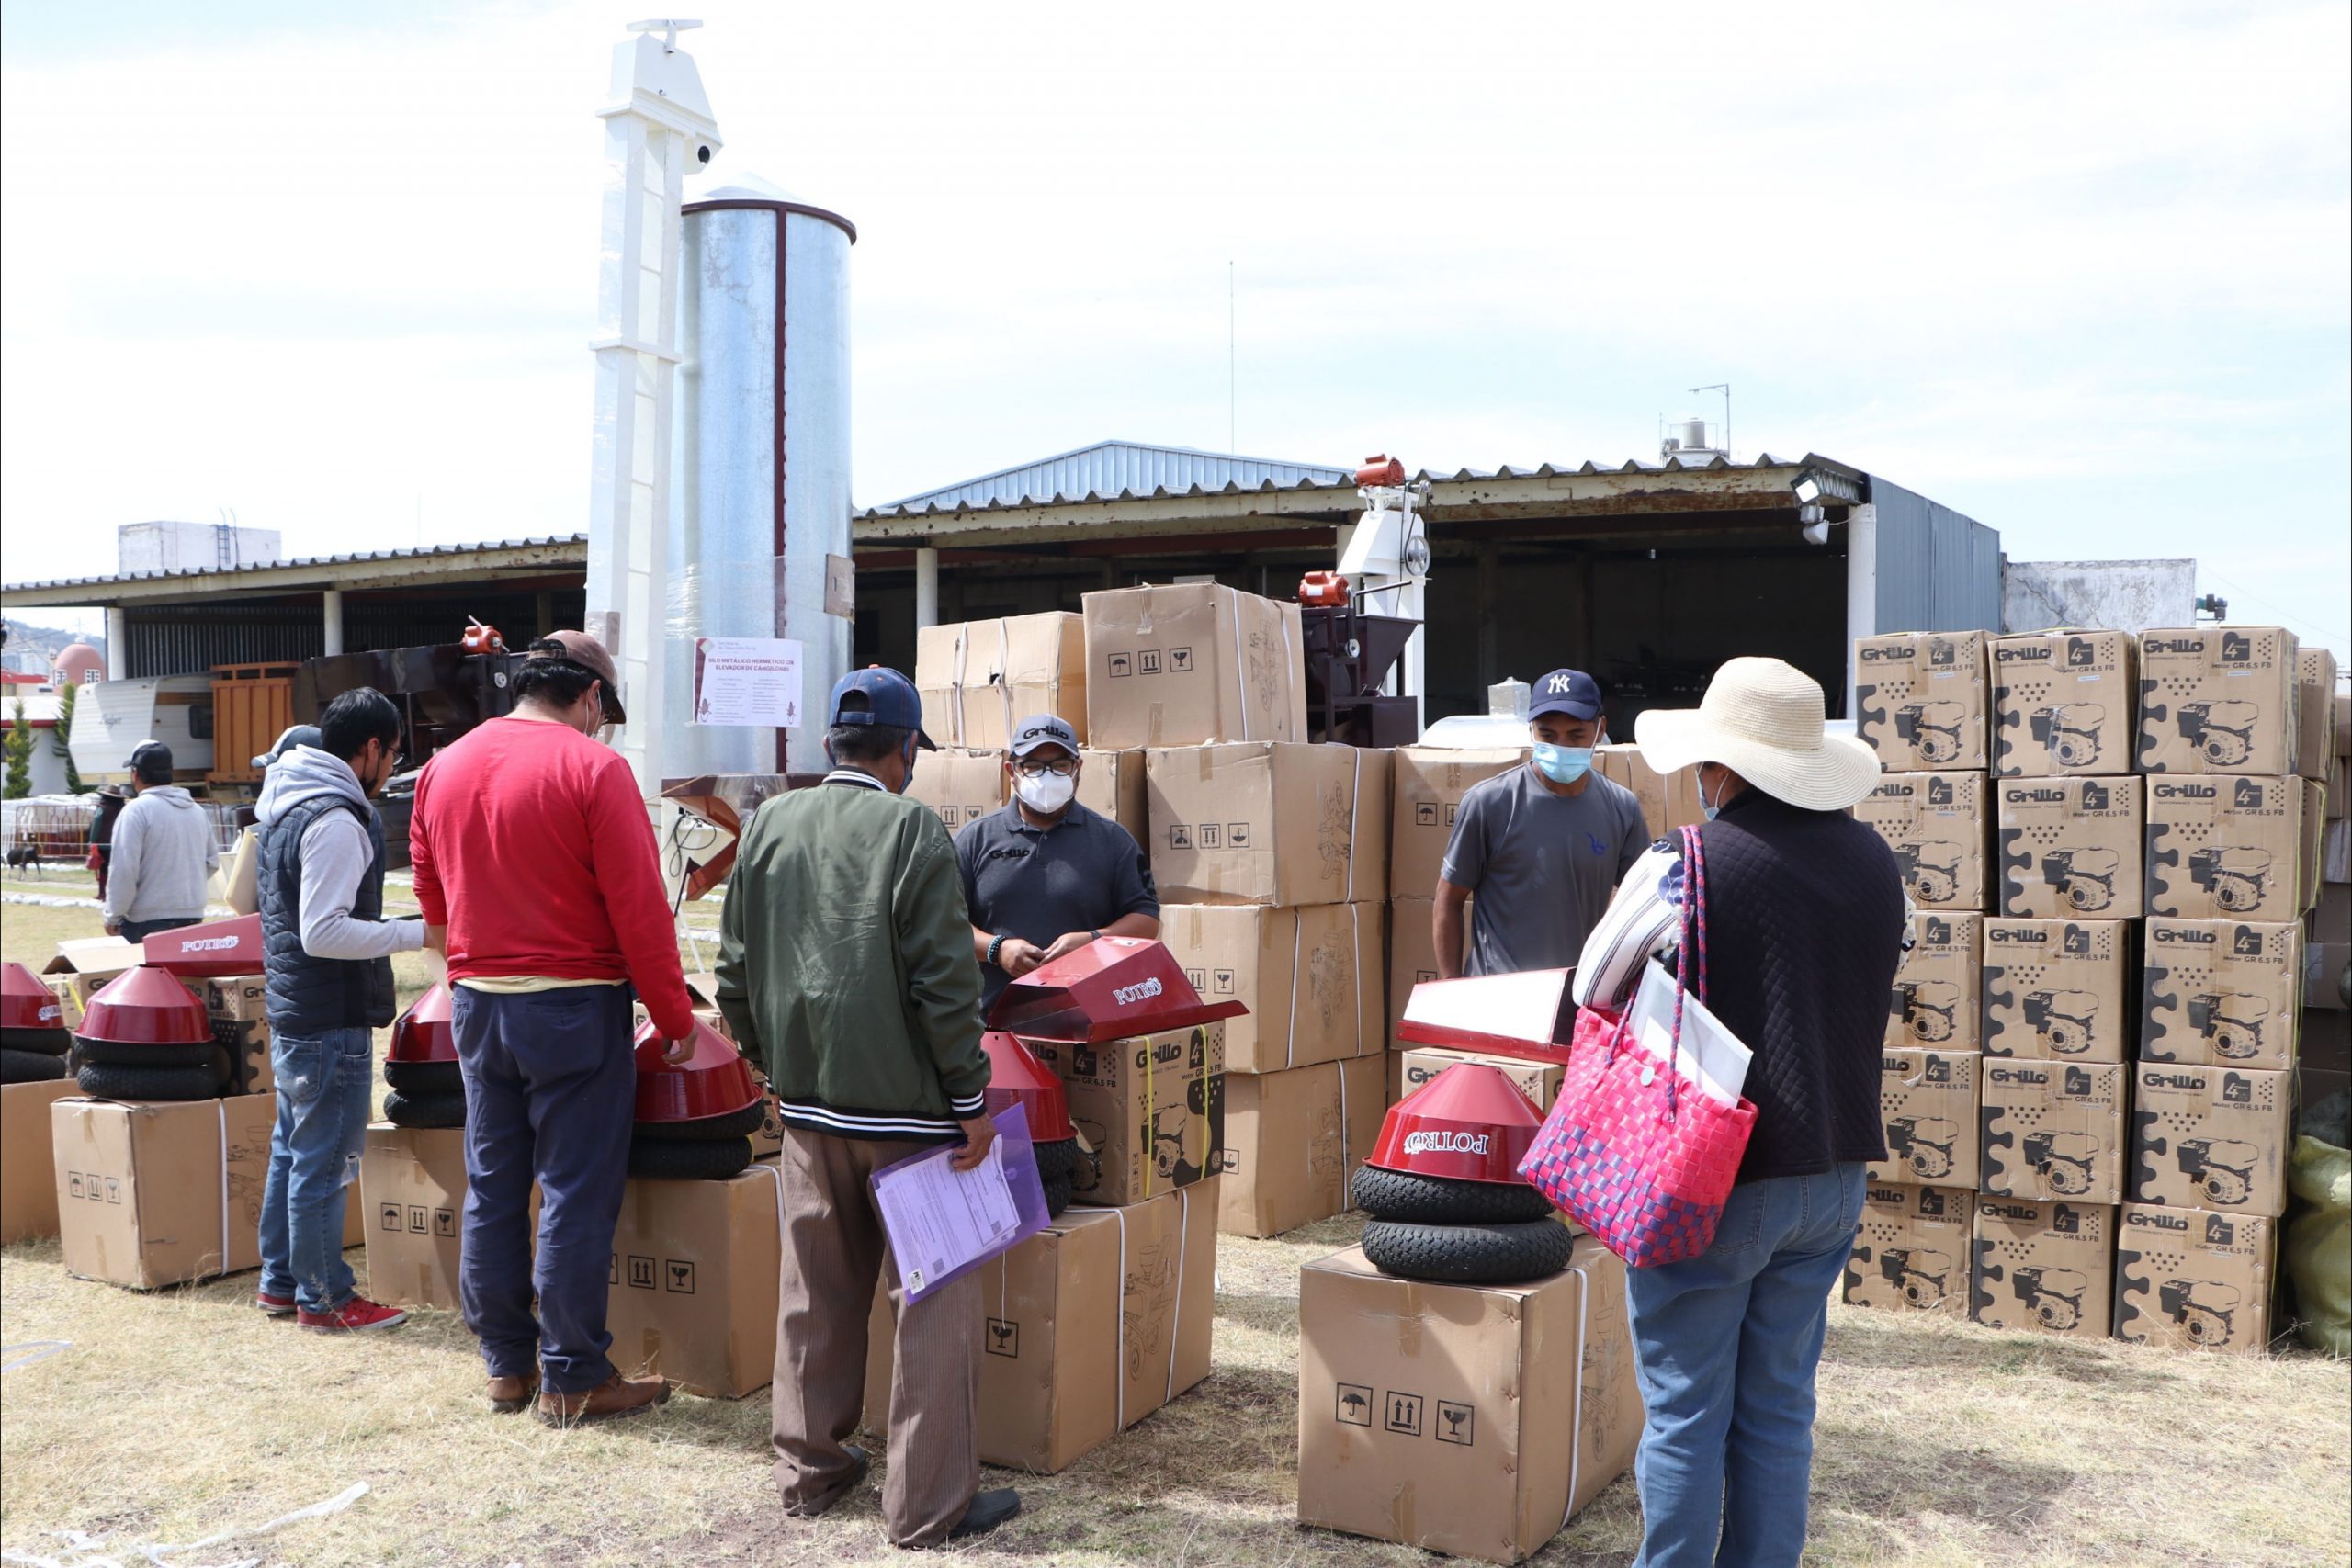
[1529,668,1603,721]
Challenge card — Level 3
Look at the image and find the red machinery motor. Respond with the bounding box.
[1353,454,1406,488]
[628,1015,767,1180]
[1297,570,1351,608]
[0,961,70,1084]
[73,965,223,1102]
[383,981,465,1129]
[1351,1063,1570,1285]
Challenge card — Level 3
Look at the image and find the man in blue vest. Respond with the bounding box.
[254,689,424,1333]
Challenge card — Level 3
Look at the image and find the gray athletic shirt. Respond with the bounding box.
[1440,764,1650,976]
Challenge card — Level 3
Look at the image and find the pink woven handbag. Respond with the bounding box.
[1519,824,1758,1267]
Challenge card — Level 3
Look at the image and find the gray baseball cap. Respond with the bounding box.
[1008,715,1079,758]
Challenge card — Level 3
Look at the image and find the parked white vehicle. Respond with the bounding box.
[67,675,214,784]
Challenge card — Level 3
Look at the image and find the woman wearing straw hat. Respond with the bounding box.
[1572,656,1905,1568]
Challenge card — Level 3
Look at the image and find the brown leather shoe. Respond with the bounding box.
[537,1372,669,1427]
[487,1373,539,1415]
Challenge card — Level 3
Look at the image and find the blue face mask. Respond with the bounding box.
[1532,743,1593,784]
[1701,770,1725,820]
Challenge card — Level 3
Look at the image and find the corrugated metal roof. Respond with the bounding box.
[1,535,588,595]
[860,449,1836,518]
[870,441,1351,514]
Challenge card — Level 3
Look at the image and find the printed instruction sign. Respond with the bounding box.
[692,637,803,728]
[870,1108,1045,1303]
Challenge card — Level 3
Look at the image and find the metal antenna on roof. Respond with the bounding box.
[1690,383,1730,460]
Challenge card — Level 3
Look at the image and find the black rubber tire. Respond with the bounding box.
[384,1058,464,1096]
[1042,1172,1073,1218]
[73,1034,219,1068]
[74,1061,222,1102]
[383,1088,468,1129]
[1351,1165,1557,1225]
[1033,1137,1079,1183]
[2,1047,69,1083]
[631,1100,768,1142]
[1361,1218,1576,1285]
[1,1026,71,1056]
[628,1134,753,1180]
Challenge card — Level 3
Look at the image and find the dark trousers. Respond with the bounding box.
[450,984,636,1395]
[119,916,199,943]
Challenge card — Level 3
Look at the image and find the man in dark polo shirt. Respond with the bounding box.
[957,716,1160,1013]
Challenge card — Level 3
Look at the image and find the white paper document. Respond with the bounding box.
[691,637,803,728]
[872,1136,1023,1298]
[1625,957,1753,1108]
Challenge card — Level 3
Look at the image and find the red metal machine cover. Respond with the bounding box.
[631,1016,761,1124]
[2,961,67,1033]
[1366,1062,1545,1185]
[987,936,1248,1043]
[390,981,458,1065]
[1395,968,1577,1066]
[142,913,266,978]
[78,965,212,1047]
[981,1031,1076,1143]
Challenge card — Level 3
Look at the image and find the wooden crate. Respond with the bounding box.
[207,663,300,786]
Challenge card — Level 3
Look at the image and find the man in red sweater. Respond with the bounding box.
[411,630,696,1427]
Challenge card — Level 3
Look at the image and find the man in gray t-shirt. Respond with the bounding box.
[1435,668,1650,977]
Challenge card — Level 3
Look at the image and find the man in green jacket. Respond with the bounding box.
[716,668,1018,1551]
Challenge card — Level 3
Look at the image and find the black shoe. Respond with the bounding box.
[947,1489,1022,1540]
[784,1445,871,1519]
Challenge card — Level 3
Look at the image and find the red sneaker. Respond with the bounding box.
[297,1296,408,1334]
[256,1290,298,1317]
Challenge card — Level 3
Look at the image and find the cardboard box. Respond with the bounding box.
[1,1080,82,1242]
[2128,1063,2290,1217]
[2137,626,2301,775]
[1887,911,1982,1050]
[1980,918,2132,1063]
[52,1094,358,1288]
[2296,648,2339,784]
[358,1122,472,1310]
[44,937,145,1014]
[1296,1236,1640,1565]
[1995,774,2144,919]
[1076,748,1147,843]
[906,747,1008,836]
[915,612,1086,752]
[1027,1022,1226,1207]
[1989,630,2138,778]
[1594,742,1704,835]
[1159,903,1382,1073]
[203,976,268,1023]
[1969,1195,2115,1339]
[1854,630,1991,772]
[1871,1048,1982,1188]
[1387,897,1468,1057]
[1082,583,1306,750]
[1216,1057,1385,1237]
[2113,1203,2273,1353]
[1391,747,1528,901]
[1146,742,1391,908]
[1394,1045,1562,1112]
[1842,1182,1973,1320]
[864,1182,1219,1470]
[2141,919,2302,1070]
[2299,777,2328,912]
[1979,1058,2128,1204]
[605,1159,784,1398]
[2145,774,2307,922]
[213,1016,272,1098]
[1851,772,1991,910]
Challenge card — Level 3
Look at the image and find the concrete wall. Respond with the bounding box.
[2002,558,2196,634]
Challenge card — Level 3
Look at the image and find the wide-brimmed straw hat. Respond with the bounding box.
[1634,657,1881,811]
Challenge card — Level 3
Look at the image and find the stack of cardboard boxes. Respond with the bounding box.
[1845,626,2332,1354]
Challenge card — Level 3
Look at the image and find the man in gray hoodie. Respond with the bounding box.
[254,690,424,1333]
[101,742,219,942]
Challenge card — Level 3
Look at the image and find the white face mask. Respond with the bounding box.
[1013,771,1077,814]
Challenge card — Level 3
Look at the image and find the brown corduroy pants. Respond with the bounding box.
[772,1126,981,1548]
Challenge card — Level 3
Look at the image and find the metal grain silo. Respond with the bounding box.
[668,175,855,778]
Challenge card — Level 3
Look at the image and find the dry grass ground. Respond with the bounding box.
[5,886,2347,1567]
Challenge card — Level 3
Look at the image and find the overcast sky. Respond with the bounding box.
[3,1,2346,658]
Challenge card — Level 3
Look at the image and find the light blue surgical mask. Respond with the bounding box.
[1532,743,1593,784]
[1700,769,1726,820]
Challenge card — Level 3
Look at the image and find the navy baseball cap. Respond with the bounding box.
[253,724,323,771]
[1009,715,1079,758]
[828,666,936,750]
[1529,668,1604,721]
[128,740,175,779]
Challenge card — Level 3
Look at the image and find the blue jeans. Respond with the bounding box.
[257,1025,375,1314]
[1623,1162,1868,1568]
[451,985,636,1396]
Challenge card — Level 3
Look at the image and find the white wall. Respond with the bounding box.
[2004,559,2197,634]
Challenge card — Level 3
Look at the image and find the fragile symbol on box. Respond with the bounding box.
[1170,648,1193,672]
[665,1260,696,1294]
[1336,1383,1373,1426]
[1385,1391,1423,1437]
[628,1255,656,1290]
[434,1209,457,1238]
[107,1178,120,1203]
[987,1318,1020,1359]
[1436,1400,1476,1447]
[1213,968,1236,994]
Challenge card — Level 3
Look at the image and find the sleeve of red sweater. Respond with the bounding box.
[409,765,447,928]
[586,755,696,1040]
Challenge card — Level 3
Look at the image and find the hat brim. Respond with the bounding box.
[1634,707,1883,812]
[915,727,938,751]
[1528,697,1602,722]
